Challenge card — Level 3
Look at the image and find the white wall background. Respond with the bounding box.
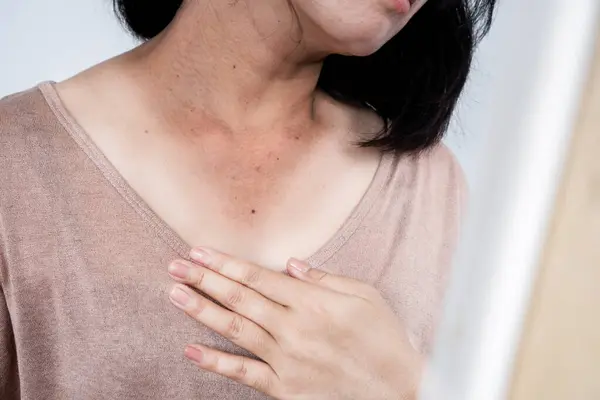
[2,1,599,399]
[0,1,136,94]
[422,1,599,400]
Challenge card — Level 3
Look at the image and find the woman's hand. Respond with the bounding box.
[167,247,423,400]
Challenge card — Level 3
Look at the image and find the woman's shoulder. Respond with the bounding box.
[0,83,78,203]
[0,84,58,149]
[393,142,468,209]
[425,142,467,202]
[0,84,50,120]
[0,83,68,164]
[417,142,466,185]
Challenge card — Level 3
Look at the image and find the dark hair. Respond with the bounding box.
[113,0,496,154]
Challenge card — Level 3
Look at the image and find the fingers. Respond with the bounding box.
[188,247,307,306]
[168,259,285,331]
[169,284,277,361]
[286,258,382,301]
[184,344,279,397]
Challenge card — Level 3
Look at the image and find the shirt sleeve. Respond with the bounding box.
[420,144,469,355]
[0,283,19,398]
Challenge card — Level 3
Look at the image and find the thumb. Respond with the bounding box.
[286,258,369,296]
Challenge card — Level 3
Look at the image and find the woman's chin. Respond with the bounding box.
[325,26,396,57]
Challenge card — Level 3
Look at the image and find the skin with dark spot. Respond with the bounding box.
[53,0,402,265]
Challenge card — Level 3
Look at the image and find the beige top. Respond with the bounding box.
[0,83,465,400]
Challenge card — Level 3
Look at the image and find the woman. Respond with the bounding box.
[0,0,495,399]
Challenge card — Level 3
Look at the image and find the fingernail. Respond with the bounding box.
[184,346,204,363]
[190,247,212,266]
[168,262,190,279]
[170,286,190,307]
[287,258,311,273]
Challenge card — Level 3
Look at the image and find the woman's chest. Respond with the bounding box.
[3,200,443,399]
[7,234,275,398]
[80,125,383,270]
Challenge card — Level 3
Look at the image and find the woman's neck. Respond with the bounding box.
[124,0,327,135]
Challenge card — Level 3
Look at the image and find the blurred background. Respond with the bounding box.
[1,1,599,399]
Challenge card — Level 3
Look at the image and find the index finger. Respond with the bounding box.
[188,247,306,306]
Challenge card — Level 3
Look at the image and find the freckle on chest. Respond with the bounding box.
[184,125,317,225]
[206,150,298,224]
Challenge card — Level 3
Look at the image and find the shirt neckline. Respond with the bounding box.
[38,81,395,268]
